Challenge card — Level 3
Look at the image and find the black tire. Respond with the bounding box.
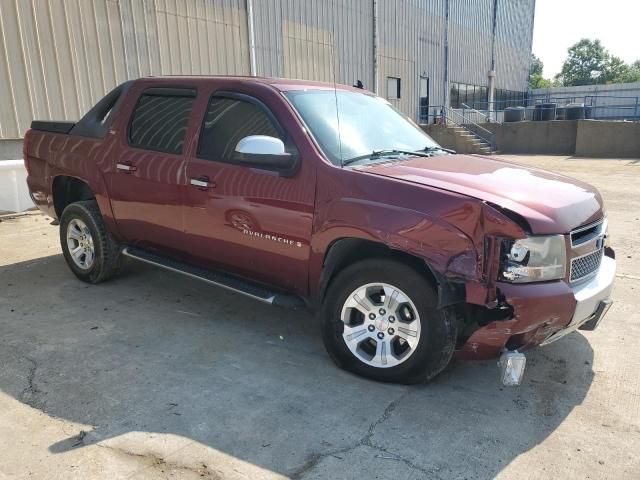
[320,259,458,384]
[59,200,121,284]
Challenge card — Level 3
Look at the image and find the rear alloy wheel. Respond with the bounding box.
[66,218,95,270]
[321,259,457,384]
[59,200,121,284]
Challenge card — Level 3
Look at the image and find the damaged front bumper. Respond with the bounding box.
[540,256,615,345]
[458,255,616,360]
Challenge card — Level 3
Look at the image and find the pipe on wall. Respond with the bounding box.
[246,0,257,76]
[443,0,450,109]
[372,0,379,95]
[489,0,498,119]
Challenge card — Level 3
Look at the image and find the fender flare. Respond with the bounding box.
[315,236,469,309]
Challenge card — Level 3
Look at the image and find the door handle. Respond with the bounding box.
[116,163,137,173]
[190,177,215,189]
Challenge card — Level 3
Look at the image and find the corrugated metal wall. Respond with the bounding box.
[251,0,374,87]
[494,0,535,91]
[0,0,250,140]
[530,82,640,120]
[0,0,534,141]
[532,82,640,98]
[449,0,493,87]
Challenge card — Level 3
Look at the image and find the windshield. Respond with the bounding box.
[284,89,441,166]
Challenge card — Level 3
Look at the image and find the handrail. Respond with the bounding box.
[467,93,640,121]
[460,103,640,122]
[444,106,496,149]
[460,103,498,124]
[423,95,640,133]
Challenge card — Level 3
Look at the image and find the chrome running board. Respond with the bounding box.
[122,246,305,309]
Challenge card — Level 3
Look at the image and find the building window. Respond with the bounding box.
[475,87,487,107]
[129,89,195,154]
[387,77,401,100]
[450,83,459,108]
[449,83,528,110]
[418,76,429,124]
[493,89,527,110]
[449,82,488,109]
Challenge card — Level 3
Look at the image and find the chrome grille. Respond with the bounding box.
[571,218,605,247]
[570,249,603,282]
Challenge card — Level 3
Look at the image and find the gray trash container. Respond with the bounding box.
[540,103,557,121]
[585,105,593,119]
[504,106,525,122]
[565,103,586,120]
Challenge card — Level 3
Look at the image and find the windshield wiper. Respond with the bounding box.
[342,149,431,166]
[423,146,457,154]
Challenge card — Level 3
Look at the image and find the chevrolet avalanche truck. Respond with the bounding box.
[24,77,616,384]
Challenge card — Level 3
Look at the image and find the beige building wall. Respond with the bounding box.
[379,47,416,119]
[0,0,536,213]
[0,0,535,145]
[0,0,250,141]
[282,20,334,83]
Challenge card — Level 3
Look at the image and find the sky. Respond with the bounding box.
[533,0,640,78]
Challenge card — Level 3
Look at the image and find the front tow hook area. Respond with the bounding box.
[498,350,527,386]
[578,299,613,331]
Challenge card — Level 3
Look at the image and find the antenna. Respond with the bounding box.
[331,4,343,167]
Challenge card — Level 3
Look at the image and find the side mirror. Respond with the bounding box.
[233,135,296,173]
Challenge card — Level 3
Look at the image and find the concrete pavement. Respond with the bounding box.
[1,155,639,479]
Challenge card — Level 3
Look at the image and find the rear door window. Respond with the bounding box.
[129,88,196,154]
[198,96,282,162]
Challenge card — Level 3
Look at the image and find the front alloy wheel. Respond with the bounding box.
[341,283,421,368]
[321,259,457,384]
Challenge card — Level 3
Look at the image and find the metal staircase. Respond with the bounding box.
[448,125,493,155]
[442,106,497,155]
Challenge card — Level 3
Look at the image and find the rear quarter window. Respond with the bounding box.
[129,89,195,154]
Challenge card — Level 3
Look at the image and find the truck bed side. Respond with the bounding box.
[24,81,133,220]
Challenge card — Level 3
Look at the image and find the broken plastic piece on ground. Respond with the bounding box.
[498,350,526,386]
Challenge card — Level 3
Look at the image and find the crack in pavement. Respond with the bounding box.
[290,388,439,480]
[616,273,640,281]
[19,356,46,410]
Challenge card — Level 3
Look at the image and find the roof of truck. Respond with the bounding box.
[141,75,374,94]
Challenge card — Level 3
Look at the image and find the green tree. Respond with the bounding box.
[605,55,631,83]
[620,60,640,83]
[529,53,552,89]
[556,39,638,86]
[530,53,544,77]
[556,39,608,85]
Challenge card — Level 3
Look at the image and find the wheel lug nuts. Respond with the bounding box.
[368,325,375,332]
[389,316,395,323]
[388,328,395,335]
[369,313,376,320]
[379,308,386,315]
[377,332,384,339]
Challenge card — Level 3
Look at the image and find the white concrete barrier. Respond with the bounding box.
[0,160,34,213]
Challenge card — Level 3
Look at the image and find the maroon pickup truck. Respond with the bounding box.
[24,76,615,385]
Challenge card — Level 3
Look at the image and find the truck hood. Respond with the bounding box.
[355,154,603,234]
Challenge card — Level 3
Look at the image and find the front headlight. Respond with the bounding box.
[500,235,567,283]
